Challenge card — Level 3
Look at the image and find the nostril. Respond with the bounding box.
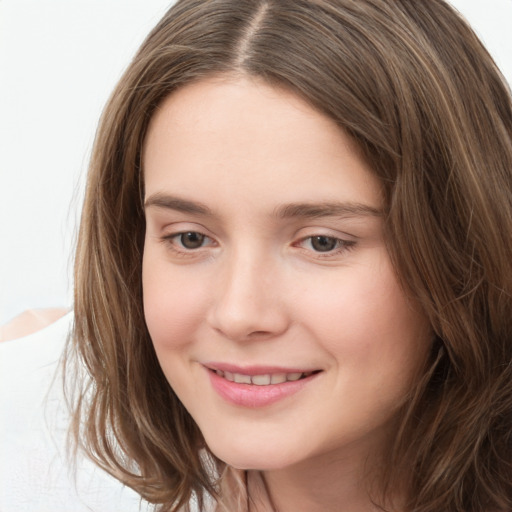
[248,330,272,337]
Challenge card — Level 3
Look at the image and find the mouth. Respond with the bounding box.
[205,365,322,407]
[209,368,321,386]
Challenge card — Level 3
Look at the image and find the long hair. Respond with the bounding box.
[66,1,512,510]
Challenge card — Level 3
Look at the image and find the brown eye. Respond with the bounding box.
[179,232,206,249]
[310,236,338,252]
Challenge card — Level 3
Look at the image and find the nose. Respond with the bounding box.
[207,249,290,342]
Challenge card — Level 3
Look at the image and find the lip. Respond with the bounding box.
[204,362,319,375]
[204,363,322,408]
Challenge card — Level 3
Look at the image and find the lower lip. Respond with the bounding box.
[207,369,319,408]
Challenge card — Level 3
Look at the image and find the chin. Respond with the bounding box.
[205,434,307,471]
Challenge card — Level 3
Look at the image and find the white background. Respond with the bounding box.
[1,0,511,324]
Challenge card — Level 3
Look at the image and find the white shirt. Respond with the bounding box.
[0,312,154,511]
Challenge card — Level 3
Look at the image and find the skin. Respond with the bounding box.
[0,308,68,342]
[142,75,432,511]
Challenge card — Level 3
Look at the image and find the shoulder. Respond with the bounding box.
[0,308,154,511]
[0,308,69,342]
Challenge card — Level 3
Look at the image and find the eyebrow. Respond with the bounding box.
[144,193,212,215]
[273,202,382,219]
[144,193,382,219]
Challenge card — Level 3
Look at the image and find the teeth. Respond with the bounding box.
[214,370,314,386]
[270,373,287,384]
[251,374,271,386]
[234,373,251,384]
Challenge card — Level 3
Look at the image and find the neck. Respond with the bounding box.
[247,445,397,512]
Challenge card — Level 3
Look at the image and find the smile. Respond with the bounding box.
[212,369,316,386]
[205,365,322,408]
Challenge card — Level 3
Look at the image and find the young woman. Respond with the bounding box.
[65,0,512,510]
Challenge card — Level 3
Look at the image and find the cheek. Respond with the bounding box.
[142,251,208,352]
[292,256,430,374]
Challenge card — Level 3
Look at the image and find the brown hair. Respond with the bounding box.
[66,0,512,510]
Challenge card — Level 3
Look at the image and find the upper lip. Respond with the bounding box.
[203,362,321,375]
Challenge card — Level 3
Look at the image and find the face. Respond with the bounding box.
[142,75,431,472]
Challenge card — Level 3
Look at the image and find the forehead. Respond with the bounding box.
[143,75,382,213]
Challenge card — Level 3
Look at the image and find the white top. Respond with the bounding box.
[0,313,154,511]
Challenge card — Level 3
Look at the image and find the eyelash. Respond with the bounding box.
[295,235,356,257]
[161,232,216,257]
[160,231,356,259]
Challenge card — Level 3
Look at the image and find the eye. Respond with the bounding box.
[296,234,355,256]
[309,235,339,252]
[159,229,216,259]
[175,231,209,249]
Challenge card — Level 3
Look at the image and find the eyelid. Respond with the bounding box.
[169,231,215,247]
[293,233,357,258]
[158,220,216,240]
[159,225,218,258]
[165,229,215,243]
